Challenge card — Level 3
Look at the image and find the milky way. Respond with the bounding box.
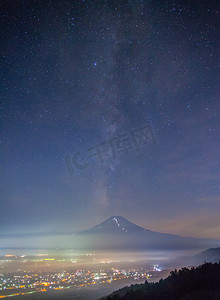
[0,0,219,245]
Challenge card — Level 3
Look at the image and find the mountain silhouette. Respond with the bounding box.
[80,216,147,234]
[193,247,220,264]
[78,216,220,251]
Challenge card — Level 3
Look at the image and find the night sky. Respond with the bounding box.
[1,0,219,244]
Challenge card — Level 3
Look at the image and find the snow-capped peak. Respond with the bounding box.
[113,217,120,227]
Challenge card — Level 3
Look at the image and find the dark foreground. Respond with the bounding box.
[102,262,220,300]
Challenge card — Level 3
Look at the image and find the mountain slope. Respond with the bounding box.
[193,247,220,264]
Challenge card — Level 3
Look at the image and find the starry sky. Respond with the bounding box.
[1,0,219,245]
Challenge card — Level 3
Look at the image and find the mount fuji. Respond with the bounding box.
[78,216,220,251]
